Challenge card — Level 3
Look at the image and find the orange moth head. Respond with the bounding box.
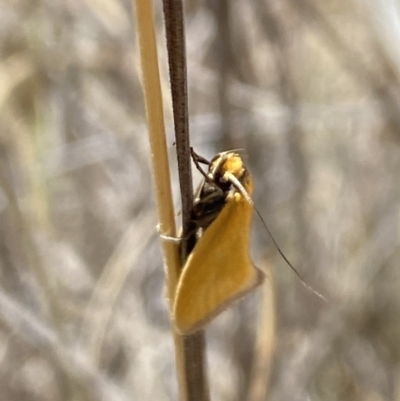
[208,152,253,197]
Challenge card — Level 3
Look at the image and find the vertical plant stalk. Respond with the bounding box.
[162,0,192,227]
[162,1,209,401]
[132,0,187,399]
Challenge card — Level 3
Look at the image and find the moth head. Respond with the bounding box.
[208,152,253,197]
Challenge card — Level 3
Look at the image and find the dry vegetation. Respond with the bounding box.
[1,0,400,400]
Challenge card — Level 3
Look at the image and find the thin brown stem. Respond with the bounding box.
[162,1,209,401]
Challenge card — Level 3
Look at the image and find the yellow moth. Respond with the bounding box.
[173,149,264,335]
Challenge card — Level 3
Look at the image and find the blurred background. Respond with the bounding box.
[2,0,400,400]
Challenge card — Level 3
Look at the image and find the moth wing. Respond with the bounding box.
[173,192,264,334]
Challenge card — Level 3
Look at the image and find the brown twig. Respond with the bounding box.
[162,1,209,401]
[133,1,209,400]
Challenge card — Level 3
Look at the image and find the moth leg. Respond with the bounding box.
[190,148,212,181]
[159,234,181,243]
[157,225,198,243]
[156,224,181,243]
[190,147,211,165]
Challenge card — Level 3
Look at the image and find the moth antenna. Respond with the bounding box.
[225,171,327,303]
[220,148,246,155]
[253,208,327,303]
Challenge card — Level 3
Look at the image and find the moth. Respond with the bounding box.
[173,149,264,334]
